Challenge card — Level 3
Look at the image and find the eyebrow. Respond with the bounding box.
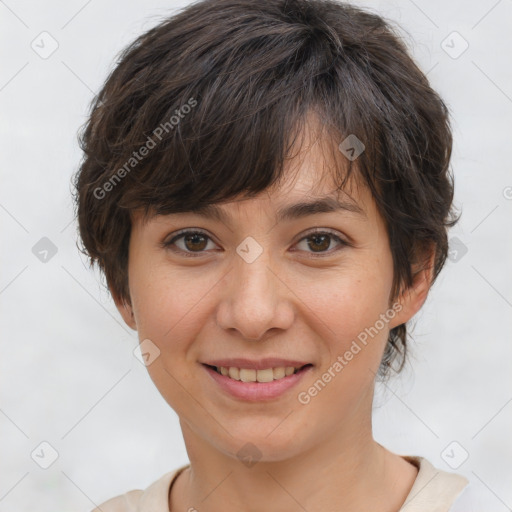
[185,196,366,225]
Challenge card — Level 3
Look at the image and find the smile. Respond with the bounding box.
[202,362,313,401]
[212,365,307,382]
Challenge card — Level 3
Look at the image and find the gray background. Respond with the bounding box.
[1,0,511,510]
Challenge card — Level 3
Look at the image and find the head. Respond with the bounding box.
[73,0,458,460]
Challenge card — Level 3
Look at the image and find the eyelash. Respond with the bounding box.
[161,228,349,258]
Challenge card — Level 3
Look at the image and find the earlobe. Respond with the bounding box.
[113,294,138,331]
[388,249,435,329]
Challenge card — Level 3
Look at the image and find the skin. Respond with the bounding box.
[114,119,433,512]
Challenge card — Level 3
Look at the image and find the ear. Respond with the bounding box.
[388,245,436,329]
[111,290,138,331]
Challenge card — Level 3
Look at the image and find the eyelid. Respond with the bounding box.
[165,227,212,241]
[295,227,349,243]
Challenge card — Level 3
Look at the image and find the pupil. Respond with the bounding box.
[185,234,207,251]
[308,234,330,252]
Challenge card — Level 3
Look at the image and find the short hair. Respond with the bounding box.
[73,0,459,377]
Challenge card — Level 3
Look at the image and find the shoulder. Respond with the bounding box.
[400,456,469,512]
[91,464,190,512]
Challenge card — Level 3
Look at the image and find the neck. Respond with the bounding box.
[171,418,417,512]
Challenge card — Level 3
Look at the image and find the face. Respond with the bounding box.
[116,125,429,463]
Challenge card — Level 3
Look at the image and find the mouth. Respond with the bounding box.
[203,363,312,382]
[201,361,314,401]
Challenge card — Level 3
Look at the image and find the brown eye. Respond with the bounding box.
[307,234,331,252]
[163,230,217,256]
[294,230,347,255]
[183,233,208,251]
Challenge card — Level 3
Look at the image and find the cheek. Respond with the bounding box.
[294,257,394,414]
[301,253,394,348]
[127,261,214,408]
[129,258,225,360]
[131,267,198,338]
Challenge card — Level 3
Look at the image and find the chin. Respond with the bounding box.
[221,427,310,464]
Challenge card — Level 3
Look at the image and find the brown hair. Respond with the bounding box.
[73,0,459,377]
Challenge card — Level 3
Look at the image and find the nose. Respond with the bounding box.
[215,248,295,341]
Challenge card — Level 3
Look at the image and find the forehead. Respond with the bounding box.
[133,114,375,226]
[209,150,368,223]
[236,113,373,218]
[132,171,373,235]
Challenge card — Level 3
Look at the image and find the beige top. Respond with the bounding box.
[93,456,469,512]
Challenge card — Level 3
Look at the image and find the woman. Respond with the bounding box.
[74,0,469,509]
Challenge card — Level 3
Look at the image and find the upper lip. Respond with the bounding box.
[202,358,312,370]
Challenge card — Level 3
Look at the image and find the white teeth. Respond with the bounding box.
[215,365,304,382]
[256,368,274,382]
[239,368,256,382]
[228,367,239,380]
[273,367,285,379]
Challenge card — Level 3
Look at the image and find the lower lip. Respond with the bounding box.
[202,364,312,401]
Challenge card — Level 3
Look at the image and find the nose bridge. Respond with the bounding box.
[216,243,293,340]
